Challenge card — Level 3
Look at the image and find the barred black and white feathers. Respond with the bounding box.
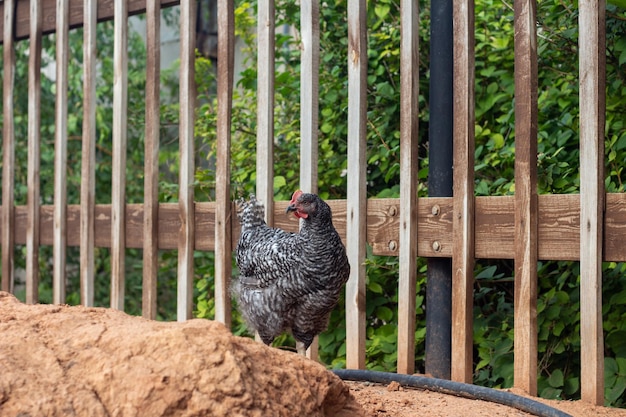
[234,190,350,355]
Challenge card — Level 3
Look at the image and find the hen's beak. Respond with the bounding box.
[286,190,303,214]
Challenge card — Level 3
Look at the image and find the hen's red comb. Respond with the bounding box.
[290,190,304,203]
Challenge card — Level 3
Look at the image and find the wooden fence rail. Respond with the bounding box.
[0,0,616,406]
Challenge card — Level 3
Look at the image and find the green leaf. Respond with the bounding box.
[374,4,390,19]
[606,330,626,356]
[608,0,626,8]
[321,122,333,134]
[491,133,505,149]
[606,379,626,404]
[617,357,626,374]
[368,281,384,294]
[564,377,580,396]
[273,175,286,190]
[375,306,394,322]
[616,133,626,151]
[552,321,565,336]
[548,369,564,388]
[476,265,498,279]
[318,331,335,347]
[606,357,619,377]
[540,387,562,400]
[196,278,209,291]
[609,289,626,305]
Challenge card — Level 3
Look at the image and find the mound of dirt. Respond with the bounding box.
[0,292,364,417]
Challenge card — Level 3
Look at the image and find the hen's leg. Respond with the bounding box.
[295,340,307,356]
[292,329,314,356]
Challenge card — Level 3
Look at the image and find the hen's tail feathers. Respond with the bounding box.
[237,194,267,229]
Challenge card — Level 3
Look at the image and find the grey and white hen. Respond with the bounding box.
[233,190,350,355]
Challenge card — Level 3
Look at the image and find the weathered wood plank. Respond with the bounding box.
[513,0,538,396]
[8,194,626,262]
[214,0,235,327]
[110,0,128,311]
[578,0,606,405]
[299,0,319,195]
[80,0,97,307]
[299,0,320,360]
[397,0,420,375]
[256,0,275,225]
[0,0,180,43]
[451,0,475,383]
[25,0,42,304]
[2,0,16,294]
[605,193,626,261]
[177,0,196,321]
[345,0,368,370]
[53,0,70,305]
[142,0,160,319]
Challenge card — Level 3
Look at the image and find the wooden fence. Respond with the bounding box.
[0,0,621,406]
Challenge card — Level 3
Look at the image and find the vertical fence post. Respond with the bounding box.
[81,0,97,307]
[26,0,42,304]
[53,0,70,305]
[1,0,16,294]
[300,0,320,360]
[215,0,235,327]
[143,0,161,319]
[257,0,275,223]
[579,0,606,405]
[513,0,538,396]
[345,0,367,370]
[451,0,475,383]
[397,0,420,375]
[426,0,453,380]
[299,0,319,197]
[177,0,197,321]
[299,0,319,198]
[111,0,128,311]
[254,0,275,343]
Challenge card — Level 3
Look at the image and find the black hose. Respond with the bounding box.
[333,369,572,417]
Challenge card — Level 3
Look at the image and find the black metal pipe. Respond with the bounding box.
[333,370,572,417]
[426,0,454,379]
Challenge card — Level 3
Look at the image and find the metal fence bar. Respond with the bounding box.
[579,0,606,405]
[425,0,453,380]
[397,0,420,375]
[26,0,42,304]
[451,0,476,384]
[53,0,70,305]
